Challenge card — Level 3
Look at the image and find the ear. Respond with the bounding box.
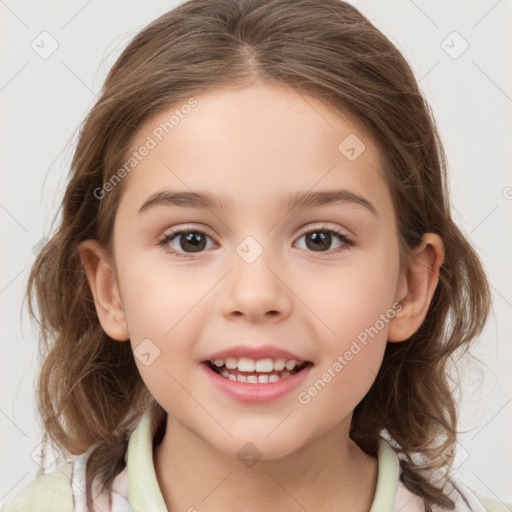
[77,239,130,341]
[387,233,445,342]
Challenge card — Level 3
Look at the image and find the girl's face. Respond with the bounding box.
[108,83,408,459]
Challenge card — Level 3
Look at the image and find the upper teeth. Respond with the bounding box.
[212,357,303,373]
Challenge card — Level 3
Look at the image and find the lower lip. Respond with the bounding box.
[200,362,313,404]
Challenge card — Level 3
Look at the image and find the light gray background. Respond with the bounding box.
[1,0,511,506]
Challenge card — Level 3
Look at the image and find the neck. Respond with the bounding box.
[153,415,378,512]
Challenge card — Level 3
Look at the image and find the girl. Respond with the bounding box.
[2,0,507,511]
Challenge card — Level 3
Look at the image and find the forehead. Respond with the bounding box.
[117,83,391,217]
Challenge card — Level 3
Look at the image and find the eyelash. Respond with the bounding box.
[157,224,355,258]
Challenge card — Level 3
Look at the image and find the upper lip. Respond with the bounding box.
[202,344,311,363]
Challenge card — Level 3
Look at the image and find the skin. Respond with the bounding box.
[79,83,444,512]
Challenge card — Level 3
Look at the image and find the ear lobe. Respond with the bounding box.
[387,233,445,343]
[78,239,130,341]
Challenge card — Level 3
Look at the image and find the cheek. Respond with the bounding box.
[115,253,203,393]
[292,237,400,412]
[296,245,400,344]
[295,262,397,420]
[117,249,206,337]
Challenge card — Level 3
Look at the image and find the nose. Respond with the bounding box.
[221,240,292,323]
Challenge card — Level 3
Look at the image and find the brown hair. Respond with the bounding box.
[25,0,491,508]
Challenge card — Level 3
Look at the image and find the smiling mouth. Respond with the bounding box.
[203,360,313,384]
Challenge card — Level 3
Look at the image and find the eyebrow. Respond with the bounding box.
[137,188,378,217]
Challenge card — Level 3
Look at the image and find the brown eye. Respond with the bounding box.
[304,231,332,251]
[159,230,215,256]
[176,232,208,252]
[295,228,353,253]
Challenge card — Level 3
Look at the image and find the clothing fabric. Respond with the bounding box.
[2,408,508,511]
